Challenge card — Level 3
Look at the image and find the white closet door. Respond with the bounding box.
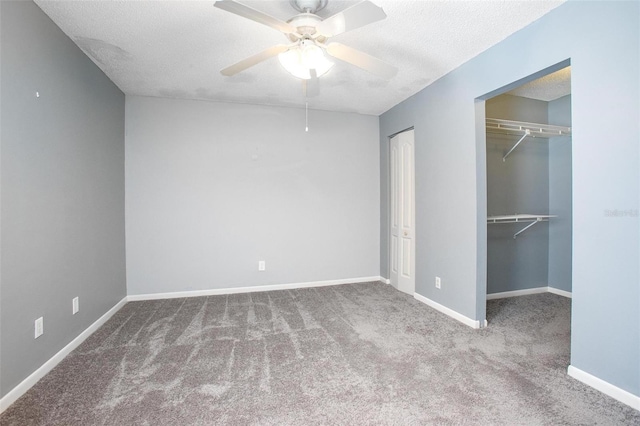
[390,130,415,295]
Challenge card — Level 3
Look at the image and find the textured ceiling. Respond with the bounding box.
[507,66,571,101]
[34,0,566,116]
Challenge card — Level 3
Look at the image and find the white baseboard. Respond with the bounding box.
[486,287,548,300]
[568,365,640,411]
[380,277,391,285]
[127,276,385,301]
[487,286,572,300]
[548,286,572,298]
[414,292,482,329]
[0,297,128,414]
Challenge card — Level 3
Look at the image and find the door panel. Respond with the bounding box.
[401,237,411,277]
[389,130,415,295]
[391,235,398,274]
[391,146,398,229]
[402,142,413,228]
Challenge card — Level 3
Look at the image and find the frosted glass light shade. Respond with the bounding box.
[278,42,334,80]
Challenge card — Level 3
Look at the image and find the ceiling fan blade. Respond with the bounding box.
[214,0,296,34]
[221,44,290,76]
[325,42,397,80]
[316,1,386,38]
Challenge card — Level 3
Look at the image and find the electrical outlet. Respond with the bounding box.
[35,317,44,339]
[435,276,441,289]
[72,297,79,315]
[258,260,266,271]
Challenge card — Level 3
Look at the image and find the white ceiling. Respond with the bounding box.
[34,0,566,116]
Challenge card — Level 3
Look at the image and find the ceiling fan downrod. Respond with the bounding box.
[289,0,327,14]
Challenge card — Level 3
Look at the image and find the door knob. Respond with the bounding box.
[403,231,408,236]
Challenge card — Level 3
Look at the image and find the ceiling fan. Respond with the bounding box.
[214,0,397,81]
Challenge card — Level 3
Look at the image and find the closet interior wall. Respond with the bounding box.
[486,94,572,295]
[548,95,572,293]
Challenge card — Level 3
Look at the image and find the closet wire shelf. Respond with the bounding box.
[487,214,556,239]
[486,118,572,161]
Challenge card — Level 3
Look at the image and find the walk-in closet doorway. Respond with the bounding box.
[477,61,573,338]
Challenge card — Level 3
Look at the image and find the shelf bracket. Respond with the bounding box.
[513,217,542,239]
[503,129,531,162]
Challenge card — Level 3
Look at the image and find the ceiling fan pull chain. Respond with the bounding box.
[305,101,309,132]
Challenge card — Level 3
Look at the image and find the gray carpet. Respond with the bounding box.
[2,282,638,425]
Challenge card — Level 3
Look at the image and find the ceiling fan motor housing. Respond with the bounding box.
[286,13,326,43]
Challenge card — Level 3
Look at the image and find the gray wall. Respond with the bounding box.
[380,1,639,396]
[125,96,380,295]
[486,95,550,294]
[548,95,572,292]
[0,1,126,398]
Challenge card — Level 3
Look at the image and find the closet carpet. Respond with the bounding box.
[2,282,638,425]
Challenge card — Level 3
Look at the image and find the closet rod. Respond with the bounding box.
[486,118,571,138]
[486,118,571,161]
[487,214,556,239]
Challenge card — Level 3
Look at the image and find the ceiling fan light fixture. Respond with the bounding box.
[278,41,333,80]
